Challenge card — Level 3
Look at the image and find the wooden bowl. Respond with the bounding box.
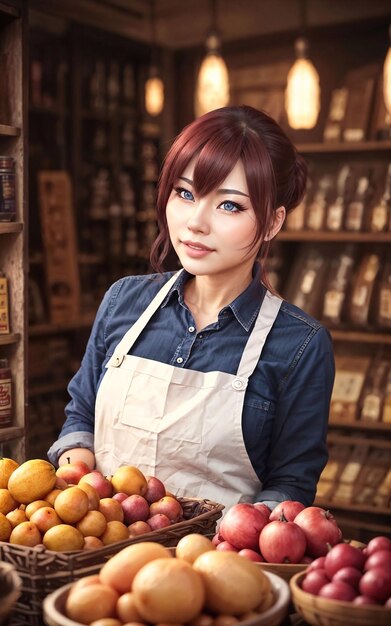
[0,561,22,625]
[43,571,290,626]
[290,571,391,626]
[258,561,308,582]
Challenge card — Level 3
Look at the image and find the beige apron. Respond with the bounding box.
[94,271,282,509]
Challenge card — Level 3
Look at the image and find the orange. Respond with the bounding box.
[0,457,19,489]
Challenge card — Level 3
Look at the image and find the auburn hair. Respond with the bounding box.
[150,105,307,288]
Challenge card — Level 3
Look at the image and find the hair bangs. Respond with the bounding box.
[191,130,244,198]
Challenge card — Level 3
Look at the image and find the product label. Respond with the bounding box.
[0,378,11,424]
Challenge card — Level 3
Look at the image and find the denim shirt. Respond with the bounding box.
[48,263,335,507]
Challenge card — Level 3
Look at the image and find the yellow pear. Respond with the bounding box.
[0,457,19,489]
[111,465,147,496]
[8,459,56,504]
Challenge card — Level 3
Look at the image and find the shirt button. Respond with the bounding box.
[188,326,195,333]
[176,357,184,364]
[198,333,203,338]
[232,379,245,390]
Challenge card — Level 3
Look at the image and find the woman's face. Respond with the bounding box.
[166,158,262,281]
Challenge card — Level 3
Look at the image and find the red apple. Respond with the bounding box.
[149,496,183,522]
[56,459,90,485]
[121,494,150,525]
[144,476,166,504]
[128,520,151,536]
[211,532,224,546]
[318,581,357,601]
[146,513,171,530]
[324,543,365,578]
[219,503,269,551]
[78,471,113,498]
[302,570,330,595]
[112,492,128,504]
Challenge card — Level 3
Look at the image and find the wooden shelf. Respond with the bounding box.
[29,314,96,336]
[328,420,391,434]
[297,141,391,154]
[316,498,391,518]
[278,230,391,243]
[30,252,106,265]
[0,426,24,443]
[30,104,69,117]
[0,221,23,234]
[0,332,20,346]
[330,329,391,345]
[0,123,20,136]
[327,431,391,449]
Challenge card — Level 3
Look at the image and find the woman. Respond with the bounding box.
[48,105,334,510]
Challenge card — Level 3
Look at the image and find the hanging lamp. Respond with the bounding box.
[285,0,320,129]
[145,0,164,117]
[383,24,391,116]
[194,0,229,118]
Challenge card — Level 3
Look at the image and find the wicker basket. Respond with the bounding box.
[43,570,290,626]
[290,571,391,626]
[0,562,22,625]
[1,497,223,626]
[258,561,307,582]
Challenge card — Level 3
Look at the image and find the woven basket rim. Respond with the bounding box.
[290,571,391,612]
[0,496,224,558]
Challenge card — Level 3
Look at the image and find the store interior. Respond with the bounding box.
[1,0,391,543]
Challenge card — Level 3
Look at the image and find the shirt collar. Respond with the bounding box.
[161,263,266,332]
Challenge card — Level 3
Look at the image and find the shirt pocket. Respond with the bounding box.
[242,392,276,447]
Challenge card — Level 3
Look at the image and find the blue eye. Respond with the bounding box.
[220,201,242,213]
[175,187,194,201]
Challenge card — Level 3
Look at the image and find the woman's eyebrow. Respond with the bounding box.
[178,176,249,197]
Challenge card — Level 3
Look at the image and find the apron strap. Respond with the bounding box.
[107,270,183,366]
[236,291,282,379]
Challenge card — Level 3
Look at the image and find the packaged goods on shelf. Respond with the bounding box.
[0,271,10,334]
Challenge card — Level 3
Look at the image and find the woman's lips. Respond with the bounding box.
[181,240,214,257]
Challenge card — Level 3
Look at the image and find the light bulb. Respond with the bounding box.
[383,44,391,116]
[195,52,229,117]
[285,38,320,130]
[145,75,164,116]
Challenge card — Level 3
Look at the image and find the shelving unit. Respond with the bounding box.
[0,0,27,461]
[27,19,162,459]
[275,139,391,540]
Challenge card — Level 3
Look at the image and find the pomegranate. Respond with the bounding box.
[294,506,342,557]
[269,500,305,522]
[258,518,306,564]
[219,503,268,551]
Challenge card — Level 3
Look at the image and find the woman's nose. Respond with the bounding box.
[186,201,210,233]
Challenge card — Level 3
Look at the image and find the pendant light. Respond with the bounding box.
[383,24,391,116]
[145,0,164,117]
[194,0,229,118]
[285,0,320,129]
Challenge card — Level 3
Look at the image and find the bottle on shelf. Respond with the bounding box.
[321,245,356,327]
[382,368,391,424]
[359,359,389,422]
[325,165,352,232]
[305,174,334,231]
[0,156,16,222]
[0,358,12,428]
[0,271,10,334]
[348,253,381,326]
[90,60,106,112]
[344,173,372,232]
[373,254,391,329]
[367,162,391,233]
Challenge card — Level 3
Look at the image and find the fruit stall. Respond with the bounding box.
[1,457,391,626]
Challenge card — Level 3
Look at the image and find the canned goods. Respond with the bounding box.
[0,156,16,221]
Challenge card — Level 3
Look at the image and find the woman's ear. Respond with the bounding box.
[265,206,286,241]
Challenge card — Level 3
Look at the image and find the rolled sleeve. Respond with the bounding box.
[47,431,94,466]
[260,326,335,506]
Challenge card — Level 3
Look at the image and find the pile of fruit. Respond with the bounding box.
[213,501,343,563]
[0,457,185,551]
[299,535,391,607]
[62,535,276,625]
